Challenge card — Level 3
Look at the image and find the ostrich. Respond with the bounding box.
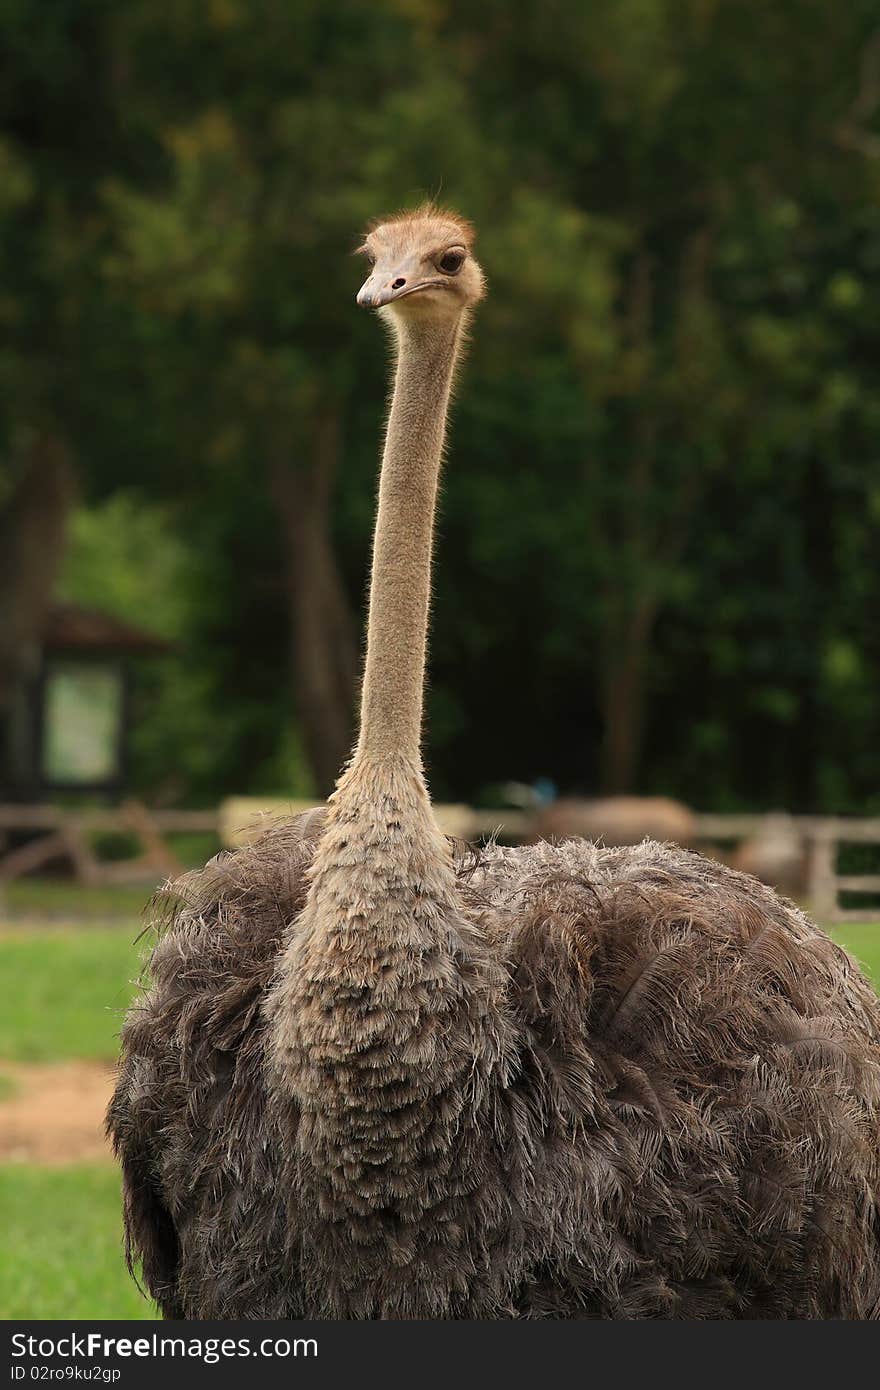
[109,206,880,1320]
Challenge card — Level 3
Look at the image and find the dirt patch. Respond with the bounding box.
[0,1060,115,1165]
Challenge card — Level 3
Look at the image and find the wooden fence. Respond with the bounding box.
[0,801,218,887]
[799,818,880,923]
[686,815,880,921]
[1,800,878,922]
[221,800,880,924]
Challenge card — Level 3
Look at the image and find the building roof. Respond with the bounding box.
[44,603,174,654]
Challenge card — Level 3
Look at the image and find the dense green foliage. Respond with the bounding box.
[2,1,879,807]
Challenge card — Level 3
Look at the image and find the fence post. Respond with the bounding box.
[807,826,838,922]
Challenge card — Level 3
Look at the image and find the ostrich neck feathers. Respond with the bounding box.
[264,303,516,1311]
[355,311,465,770]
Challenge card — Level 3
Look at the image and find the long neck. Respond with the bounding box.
[270,303,516,1318]
[355,310,464,767]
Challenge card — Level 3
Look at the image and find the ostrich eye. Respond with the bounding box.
[437,248,465,275]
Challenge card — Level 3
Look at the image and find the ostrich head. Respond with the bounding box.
[356,205,485,314]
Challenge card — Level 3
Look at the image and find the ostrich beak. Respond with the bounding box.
[356,272,398,308]
[357,259,446,309]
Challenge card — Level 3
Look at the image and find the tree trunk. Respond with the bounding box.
[592,232,707,796]
[598,598,655,795]
[270,415,358,795]
[0,435,76,796]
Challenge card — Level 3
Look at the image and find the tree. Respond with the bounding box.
[97,2,493,792]
[3,0,879,813]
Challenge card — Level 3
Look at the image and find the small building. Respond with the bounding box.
[2,602,171,801]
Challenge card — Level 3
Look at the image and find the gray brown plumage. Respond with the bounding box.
[110,824,880,1318]
[108,207,880,1320]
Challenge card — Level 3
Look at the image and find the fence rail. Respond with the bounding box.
[0,801,219,888]
[799,818,880,923]
[221,801,880,924]
[0,801,878,922]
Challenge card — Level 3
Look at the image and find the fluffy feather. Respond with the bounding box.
[108,822,880,1319]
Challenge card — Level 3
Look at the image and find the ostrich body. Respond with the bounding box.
[109,208,880,1320]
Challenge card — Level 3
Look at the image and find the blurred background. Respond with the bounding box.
[1,0,879,1318]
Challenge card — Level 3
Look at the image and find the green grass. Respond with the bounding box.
[830,922,880,987]
[3,877,153,922]
[0,1164,157,1319]
[2,850,216,923]
[0,925,145,1062]
[0,922,156,1318]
